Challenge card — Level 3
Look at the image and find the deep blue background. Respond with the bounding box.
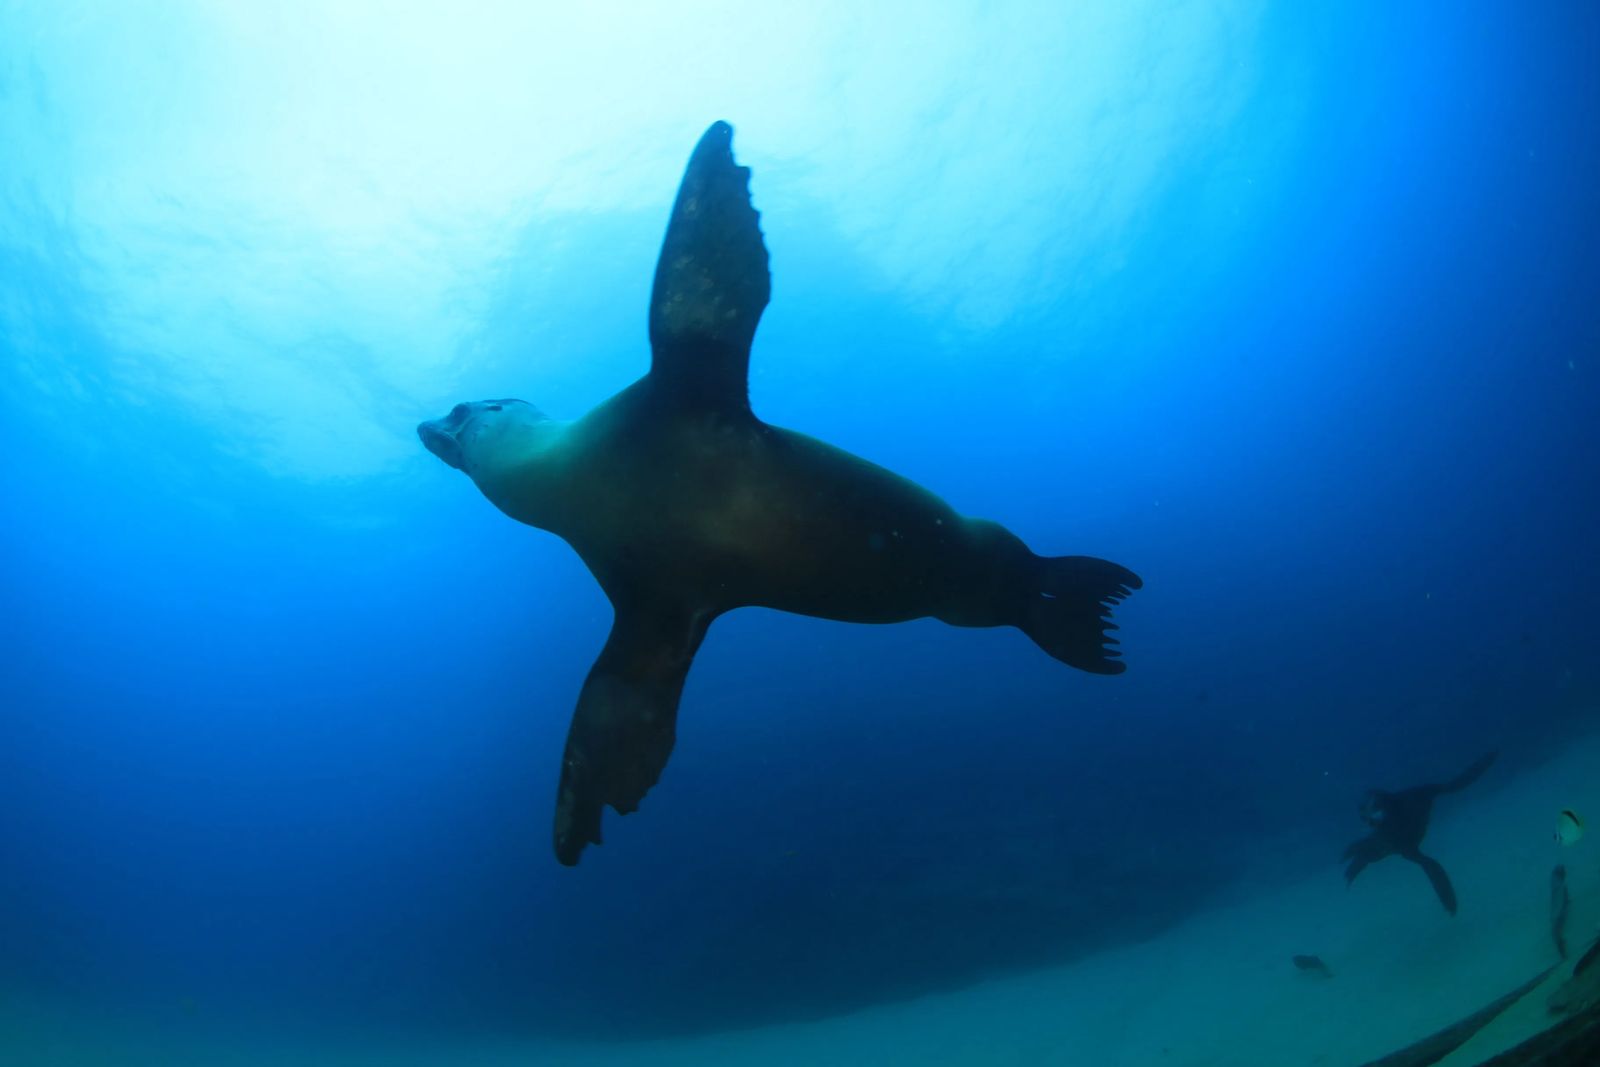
[2,0,1597,1043]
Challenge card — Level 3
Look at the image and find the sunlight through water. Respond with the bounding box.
[1,0,1260,479]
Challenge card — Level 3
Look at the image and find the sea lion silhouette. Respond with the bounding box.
[418,122,1142,865]
[1342,752,1496,915]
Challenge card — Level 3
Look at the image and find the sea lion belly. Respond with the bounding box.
[562,414,983,622]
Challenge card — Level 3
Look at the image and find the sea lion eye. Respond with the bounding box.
[485,404,502,412]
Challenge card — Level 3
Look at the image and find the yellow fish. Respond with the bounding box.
[1555,809,1584,846]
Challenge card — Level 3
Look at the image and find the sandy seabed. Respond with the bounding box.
[6,729,1596,1067]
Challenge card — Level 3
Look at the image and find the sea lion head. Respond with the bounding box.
[418,398,546,476]
[1359,790,1389,826]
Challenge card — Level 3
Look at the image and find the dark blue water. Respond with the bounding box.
[2,0,1596,1052]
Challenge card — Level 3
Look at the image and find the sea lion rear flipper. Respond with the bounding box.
[553,601,713,866]
[1410,852,1459,915]
[647,121,770,415]
[1020,555,1141,674]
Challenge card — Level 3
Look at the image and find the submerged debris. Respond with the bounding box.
[1360,964,1558,1067]
[1548,936,1600,1016]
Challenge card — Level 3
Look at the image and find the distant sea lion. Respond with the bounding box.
[1292,954,1334,978]
[418,122,1142,865]
[1552,864,1570,960]
[1342,752,1496,914]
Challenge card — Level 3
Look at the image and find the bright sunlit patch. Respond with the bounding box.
[0,0,1262,480]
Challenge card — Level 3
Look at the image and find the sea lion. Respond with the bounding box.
[418,122,1142,865]
[1552,864,1571,960]
[1291,954,1334,978]
[1342,752,1496,914]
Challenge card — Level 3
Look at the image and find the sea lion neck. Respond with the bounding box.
[468,417,571,530]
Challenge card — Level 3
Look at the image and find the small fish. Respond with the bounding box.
[1292,954,1334,978]
[1556,809,1584,846]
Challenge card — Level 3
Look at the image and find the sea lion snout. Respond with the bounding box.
[419,399,543,474]
[418,416,466,471]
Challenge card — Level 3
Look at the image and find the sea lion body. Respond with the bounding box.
[469,381,1017,626]
[1342,752,1497,915]
[1551,864,1571,960]
[421,123,1141,864]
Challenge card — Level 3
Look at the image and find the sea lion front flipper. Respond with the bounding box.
[647,121,770,415]
[552,601,713,866]
[1409,851,1459,915]
[1343,834,1386,885]
[1432,751,1497,795]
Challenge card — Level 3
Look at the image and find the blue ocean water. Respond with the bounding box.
[2,0,1596,1058]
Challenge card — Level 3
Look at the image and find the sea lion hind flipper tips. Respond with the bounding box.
[647,120,771,413]
[553,603,711,866]
[1021,555,1142,675]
